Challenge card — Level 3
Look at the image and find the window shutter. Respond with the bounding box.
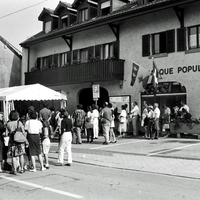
[113,41,119,59]
[142,34,150,56]
[36,58,41,69]
[166,29,175,53]
[73,50,78,60]
[67,51,71,64]
[95,45,101,59]
[177,28,186,52]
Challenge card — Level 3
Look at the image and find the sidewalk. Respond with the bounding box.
[49,136,200,179]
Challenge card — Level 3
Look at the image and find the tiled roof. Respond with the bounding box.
[21,0,184,46]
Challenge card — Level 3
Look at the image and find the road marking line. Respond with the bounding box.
[148,142,200,156]
[90,139,148,150]
[0,175,83,199]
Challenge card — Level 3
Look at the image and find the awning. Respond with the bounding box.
[0,83,67,101]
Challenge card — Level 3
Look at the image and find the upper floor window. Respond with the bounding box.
[61,15,68,28]
[188,26,200,49]
[80,48,88,63]
[44,21,51,33]
[79,8,88,22]
[142,30,175,56]
[100,1,110,16]
[103,43,113,59]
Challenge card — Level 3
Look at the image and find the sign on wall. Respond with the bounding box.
[92,84,100,99]
[109,95,130,113]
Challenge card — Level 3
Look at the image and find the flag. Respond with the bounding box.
[130,62,139,86]
[151,59,161,88]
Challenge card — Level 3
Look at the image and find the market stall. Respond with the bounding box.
[0,83,67,121]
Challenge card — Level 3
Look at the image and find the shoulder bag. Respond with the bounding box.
[13,121,27,143]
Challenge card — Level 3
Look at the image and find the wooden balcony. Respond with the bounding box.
[25,59,125,86]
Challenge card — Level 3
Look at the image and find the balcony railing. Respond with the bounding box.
[25,58,125,86]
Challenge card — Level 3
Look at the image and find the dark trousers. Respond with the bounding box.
[3,145,8,162]
[147,121,154,139]
[87,128,94,142]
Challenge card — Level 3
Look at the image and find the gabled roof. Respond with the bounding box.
[54,1,75,14]
[38,8,55,21]
[0,36,22,59]
[72,0,98,8]
[21,0,197,47]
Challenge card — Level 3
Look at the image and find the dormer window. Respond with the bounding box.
[52,15,59,30]
[44,21,51,33]
[100,1,110,16]
[79,8,88,22]
[61,15,69,28]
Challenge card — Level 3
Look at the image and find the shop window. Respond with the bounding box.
[188,25,200,49]
[79,8,88,22]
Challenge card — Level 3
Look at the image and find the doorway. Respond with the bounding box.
[79,87,109,111]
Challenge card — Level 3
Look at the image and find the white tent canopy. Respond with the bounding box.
[0,83,67,101]
[0,83,67,121]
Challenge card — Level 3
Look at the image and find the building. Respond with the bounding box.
[20,0,200,117]
[0,36,22,88]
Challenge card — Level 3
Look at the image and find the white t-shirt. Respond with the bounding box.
[25,119,43,134]
[153,107,160,119]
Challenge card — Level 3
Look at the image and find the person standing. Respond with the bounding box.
[39,103,51,122]
[153,103,161,139]
[56,111,73,166]
[92,104,99,139]
[100,102,112,145]
[6,110,27,174]
[141,103,149,138]
[72,104,86,144]
[0,112,5,172]
[25,111,46,172]
[41,120,51,169]
[162,105,171,138]
[147,105,154,139]
[118,105,127,138]
[109,103,116,143]
[130,101,139,136]
[85,106,94,143]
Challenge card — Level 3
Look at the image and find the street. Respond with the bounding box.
[1,136,200,200]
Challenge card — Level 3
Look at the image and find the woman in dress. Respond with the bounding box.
[25,111,45,172]
[118,105,127,137]
[6,110,27,174]
[109,103,116,143]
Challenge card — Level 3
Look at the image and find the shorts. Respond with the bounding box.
[154,119,160,131]
[42,138,51,154]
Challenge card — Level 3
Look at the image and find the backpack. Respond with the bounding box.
[74,110,85,127]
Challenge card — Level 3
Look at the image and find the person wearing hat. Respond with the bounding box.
[147,105,154,139]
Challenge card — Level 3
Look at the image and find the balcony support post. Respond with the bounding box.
[108,24,119,41]
[62,36,72,50]
[173,7,184,28]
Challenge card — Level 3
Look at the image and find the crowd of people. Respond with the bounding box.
[0,100,190,174]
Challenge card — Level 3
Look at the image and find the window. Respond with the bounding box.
[100,1,110,16]
[61,15,68,28]
[188,25,200,49]
[103,43,113,59]
[80,48,88,63]
[152,32,167,54]
[44,21,51,33]
[79,8,88,22]
[142,30,175,56]
[59,52,67,66]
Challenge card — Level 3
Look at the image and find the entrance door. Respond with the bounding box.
[79,87,109,111]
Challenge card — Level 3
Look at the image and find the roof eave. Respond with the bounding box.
[21,0,197,47]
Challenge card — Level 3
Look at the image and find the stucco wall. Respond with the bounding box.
[0,42,21,87]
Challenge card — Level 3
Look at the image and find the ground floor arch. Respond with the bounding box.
[79,87,109,111]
